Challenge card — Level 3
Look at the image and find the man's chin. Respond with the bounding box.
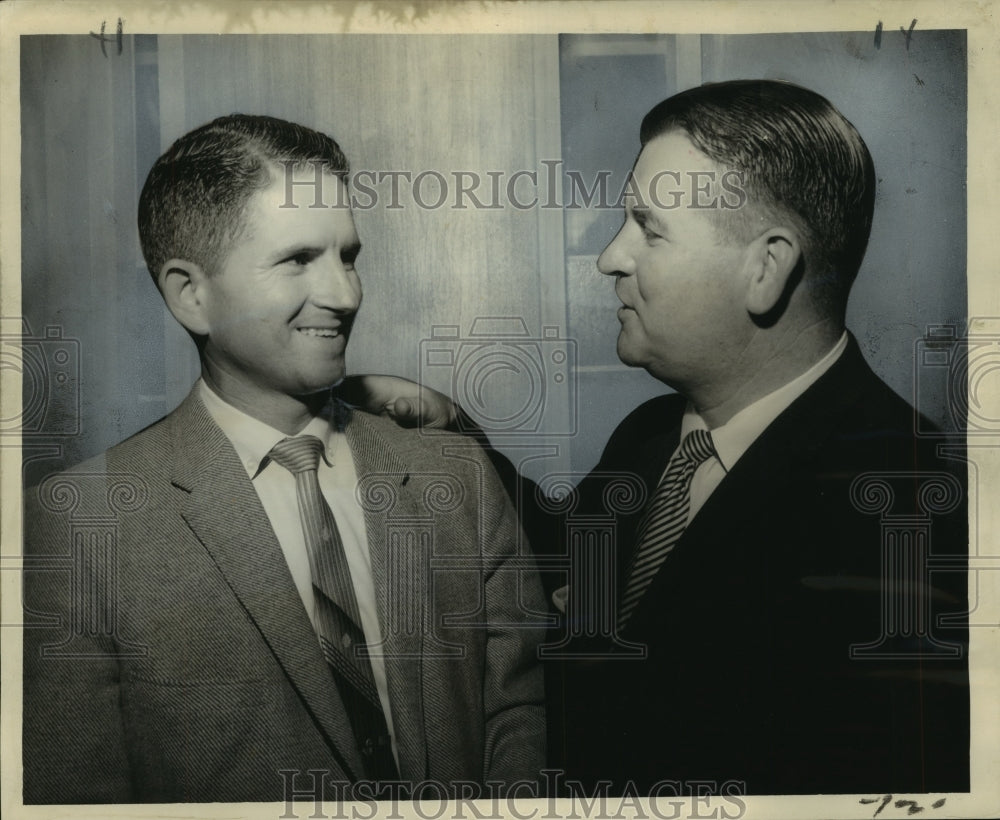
[615,339,643,369]
[295,367,348,397]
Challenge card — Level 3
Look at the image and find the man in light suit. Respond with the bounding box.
[22,114,546,803]
[357,80,970,795]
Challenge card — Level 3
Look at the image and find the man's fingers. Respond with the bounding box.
[386,397,419,427]
[391,397,415,417]
[387,396,453,429]
[337,375,458,429]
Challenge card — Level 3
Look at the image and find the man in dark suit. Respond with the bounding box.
[22,114,546,803]
[552,79,969,796]
[353,80,970,795]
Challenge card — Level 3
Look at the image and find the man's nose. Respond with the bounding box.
[597,224,634,277]
[311,254,362,311]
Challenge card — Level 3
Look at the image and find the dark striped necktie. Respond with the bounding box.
[618,429,717,631]
[268,435,399,781]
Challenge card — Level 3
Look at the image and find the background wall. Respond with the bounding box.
[17,31,966,488]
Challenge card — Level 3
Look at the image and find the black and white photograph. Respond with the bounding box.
[2,2,998,819]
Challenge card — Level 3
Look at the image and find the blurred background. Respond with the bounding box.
[16,31,967,488]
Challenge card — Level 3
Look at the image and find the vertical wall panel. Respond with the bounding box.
[558,34,681,474]
[20,36,160,486]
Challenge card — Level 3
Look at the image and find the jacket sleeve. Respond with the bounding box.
[478,454,548,788]
[22,483,134,803]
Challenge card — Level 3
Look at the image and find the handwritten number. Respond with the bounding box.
[91,20,106,58]
[872,19,917,51]
[89,18,124,57]
[860,794,947,817]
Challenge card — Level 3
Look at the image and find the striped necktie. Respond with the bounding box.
[268,435,399,780]
[618,429,717,631]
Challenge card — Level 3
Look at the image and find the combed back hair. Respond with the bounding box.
[138,114,349,285]
[640,80,876,312]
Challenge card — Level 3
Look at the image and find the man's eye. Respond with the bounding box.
[630,211,662,242]
[283,252,313,266]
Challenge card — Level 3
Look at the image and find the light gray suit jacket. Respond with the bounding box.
[23,389,546,803]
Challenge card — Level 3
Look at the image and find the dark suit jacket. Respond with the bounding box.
[23,389,546,803]
[546,336,969,795]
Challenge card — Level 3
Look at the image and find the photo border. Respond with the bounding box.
[2,2,997,819]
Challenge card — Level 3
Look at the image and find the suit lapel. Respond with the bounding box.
[166,389,366,780]
[344,409,429,782]
[621,340,870,633]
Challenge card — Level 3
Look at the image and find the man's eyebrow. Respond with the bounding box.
[267,243,317,263]
[267,240,362,264]
[631,205,666,234]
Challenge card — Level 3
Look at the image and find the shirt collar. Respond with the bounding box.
[680,332,848,472]
[198,379,337,478]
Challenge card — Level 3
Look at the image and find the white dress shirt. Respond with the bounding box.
[679,332,849,524]
[198,380,398,763]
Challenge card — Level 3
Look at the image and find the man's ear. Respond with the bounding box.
[158,259,211,336]
[743,227,802,317]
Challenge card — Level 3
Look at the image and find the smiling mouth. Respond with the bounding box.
[297,327,342,338]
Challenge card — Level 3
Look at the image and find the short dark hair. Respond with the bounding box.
[138,114,349,285]
[640,80,876,310]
